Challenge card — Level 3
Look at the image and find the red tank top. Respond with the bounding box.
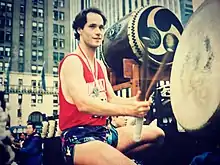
[58,54,108,131]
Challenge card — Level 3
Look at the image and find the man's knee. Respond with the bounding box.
[74,140,134,165]
[142,126,165,143]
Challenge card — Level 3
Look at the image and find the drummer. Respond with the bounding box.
[58,7,165,165]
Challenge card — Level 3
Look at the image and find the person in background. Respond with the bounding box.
[19,122,42,165]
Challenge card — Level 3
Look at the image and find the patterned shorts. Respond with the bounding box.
[61,125,118,165]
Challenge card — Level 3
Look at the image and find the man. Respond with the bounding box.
[19,122,42,165]
[59,7,165,165]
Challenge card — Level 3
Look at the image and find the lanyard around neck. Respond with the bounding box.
[78,45,98,82]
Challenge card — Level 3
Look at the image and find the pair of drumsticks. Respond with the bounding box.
[134,37,174,141]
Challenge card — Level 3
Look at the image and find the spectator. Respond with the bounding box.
[19,122,42,165]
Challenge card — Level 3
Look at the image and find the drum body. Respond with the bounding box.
[170,0,220,135]
[103,6,183,81]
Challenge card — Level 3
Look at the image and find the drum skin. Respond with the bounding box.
[103,6,183,80]
[170,0,220,134]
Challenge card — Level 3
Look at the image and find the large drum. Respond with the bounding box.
[170,0,220,135]
[103,6,183,81]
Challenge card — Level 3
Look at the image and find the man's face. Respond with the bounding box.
[26,125,35,135]
[79,12,105,48]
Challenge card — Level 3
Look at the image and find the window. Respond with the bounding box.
[38,65,42,74]
[53,66,58,75]
[31,65,37,73]
[20,5,24,13]
[6,3,12,12]
[38,51,43,60]
[32,50,37,61]
[6,31,11,41]
[5,62,9,70]
[59,0,64,7]
[32,0,37,5]
[53,24,58,33]
[38,8,43,18]
[0,18,5,28]
[32,8,37,17]
[32,21,37,31]
[60,52,64,61]
[53,52,58,63]
[38,0,44,4]
[20,33,24,42]
[32,80,37,88]
[53,81,58,88]
[53,110,58,116]
[19,49,24,57]
[18,63,24,72]
[38,94,43,103]
[32,36,37,47]
[38,80,41,87]
[18,94,22,104]
[0,47,4,56]
[53,38,58,48]
[59,25,65,34]
[28,112,43,124]
[38,36,43,46]
[38,22,43,31]
[18,78,23,86]
[17,109,22,117]
[53,11,58,21]
[31,94,36,104]
[0,31,4,42]
[0,77,2,86]
[20,19,24,27]
[32,50,37,56]
[53,94,58,104]
[0,2,6,12]
[60,39,65,48]
[59,12,64,20]
[0,62,3,71]
[6,18,12,27]
[53,0,58,8]
[5,47,10,56]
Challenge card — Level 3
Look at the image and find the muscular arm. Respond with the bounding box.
[61,56,135,117]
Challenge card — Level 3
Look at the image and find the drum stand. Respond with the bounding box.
[108,58,171,96]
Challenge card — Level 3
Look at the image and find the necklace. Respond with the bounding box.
[79,45,100,97]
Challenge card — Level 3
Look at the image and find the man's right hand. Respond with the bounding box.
[126,91,152,118]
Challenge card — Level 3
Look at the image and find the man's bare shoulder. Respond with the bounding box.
[62,53,81,66]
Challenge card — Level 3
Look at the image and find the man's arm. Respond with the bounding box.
[60,56,149,117]
[20,136,41,155]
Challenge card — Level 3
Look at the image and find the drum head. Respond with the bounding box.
[129,6,183,66]
[170,0,220,131]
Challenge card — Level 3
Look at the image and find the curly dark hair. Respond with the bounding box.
[72,7,107,40]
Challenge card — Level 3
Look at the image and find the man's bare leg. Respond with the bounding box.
[74,140,136,165]
[116,125,165,153]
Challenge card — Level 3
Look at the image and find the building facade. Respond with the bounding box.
[179,0,193,26]
[0,0,71,126]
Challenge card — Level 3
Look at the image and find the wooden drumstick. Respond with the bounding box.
[134,37,173,142]
[133,37,150,142]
